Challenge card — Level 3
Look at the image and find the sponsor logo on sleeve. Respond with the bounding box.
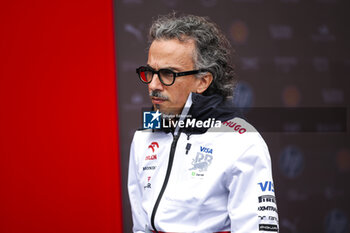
[258,206,278,212]
[222,121,247,134]
[258,181,275,192]
[258,195,276,203]
[259,216,278,221]
[259,224,278,232]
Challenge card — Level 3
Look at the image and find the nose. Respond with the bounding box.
[148,73,164,91]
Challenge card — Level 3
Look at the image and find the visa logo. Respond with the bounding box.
[258,181,274,192]
[200,146,213,154]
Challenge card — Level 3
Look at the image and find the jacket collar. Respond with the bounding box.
[161,93,241,135]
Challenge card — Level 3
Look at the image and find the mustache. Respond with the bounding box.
[149,91,169,100]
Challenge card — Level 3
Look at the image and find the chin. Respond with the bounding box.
[153,104,160,111]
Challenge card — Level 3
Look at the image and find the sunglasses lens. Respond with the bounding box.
[159,69,174,85]
[139,71,148,82]
[137,67,175,85]
[138,68,153,83]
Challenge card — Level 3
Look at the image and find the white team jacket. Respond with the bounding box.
[128,93,279,233]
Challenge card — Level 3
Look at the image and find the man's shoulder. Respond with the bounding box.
[207,117,258,134]
[221,117,258,133]
[132,128,169,143]
[132,128,153,139]
[207,117,267,147]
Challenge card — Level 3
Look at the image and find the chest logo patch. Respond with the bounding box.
[189,151,213,172]
[145,141,159,161]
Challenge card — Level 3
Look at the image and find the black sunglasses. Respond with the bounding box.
[136,66,209,86]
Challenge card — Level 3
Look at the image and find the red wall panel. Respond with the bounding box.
[0,1,122,232]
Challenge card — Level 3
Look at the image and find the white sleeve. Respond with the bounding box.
[128,134,147,233]
[226,135,279,233]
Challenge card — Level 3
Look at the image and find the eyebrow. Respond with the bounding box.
[146,64,181,72]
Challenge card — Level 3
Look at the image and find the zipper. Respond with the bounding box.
[150,133,180,233]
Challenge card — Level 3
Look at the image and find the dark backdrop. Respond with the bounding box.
[114,0,350,232]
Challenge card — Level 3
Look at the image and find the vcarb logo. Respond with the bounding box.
[190,152,213,172]
[258,195,276,203]
[190,147,214,177]
[258,181,275,192]
[258,206,278,212]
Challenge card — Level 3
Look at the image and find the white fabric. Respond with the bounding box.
[128,99,279,233]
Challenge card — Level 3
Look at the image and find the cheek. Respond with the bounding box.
[182,78,199,93]
[166,77,198,103]
[173,81,196,102]
[174,92,187,104]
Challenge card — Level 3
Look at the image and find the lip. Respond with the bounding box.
[151,98,166,104]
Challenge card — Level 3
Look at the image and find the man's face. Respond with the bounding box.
[147,38,202,115]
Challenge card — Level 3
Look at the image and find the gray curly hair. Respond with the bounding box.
[149,13,236,98]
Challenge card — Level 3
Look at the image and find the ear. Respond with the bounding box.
[196,73,213,94]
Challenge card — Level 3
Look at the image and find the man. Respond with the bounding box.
[128,14,278,233]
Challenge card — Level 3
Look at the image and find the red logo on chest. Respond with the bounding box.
[145,141,159,160]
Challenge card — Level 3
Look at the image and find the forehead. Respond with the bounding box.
[147,38,196,70]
